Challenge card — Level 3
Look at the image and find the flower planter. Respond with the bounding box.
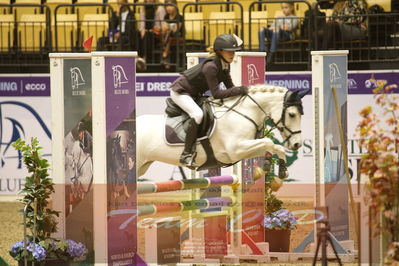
[18,258,70,266]
[264,229,291,252]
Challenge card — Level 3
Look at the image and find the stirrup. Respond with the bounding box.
[179,152,197,168]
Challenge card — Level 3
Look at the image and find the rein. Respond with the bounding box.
[209,94,263,136]
[209,92,302,144]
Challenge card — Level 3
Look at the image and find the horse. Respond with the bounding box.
[64,131,93,199]
[136,84,308,177]
[107,134,126,185]
[107,134,130,198]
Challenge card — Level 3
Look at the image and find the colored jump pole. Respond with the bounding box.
[138,197,235,216]
[138,175,239,194]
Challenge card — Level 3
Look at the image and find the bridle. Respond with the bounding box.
[210,91,302,145]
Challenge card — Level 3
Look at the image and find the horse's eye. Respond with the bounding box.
[289,112,296,118]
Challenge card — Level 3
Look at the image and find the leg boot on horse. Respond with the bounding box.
[179,118,199,168]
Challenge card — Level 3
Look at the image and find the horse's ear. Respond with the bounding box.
[298,88,311,99]
[285,90,300,103]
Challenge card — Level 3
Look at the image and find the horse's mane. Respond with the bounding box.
[247,84,288,94]
[209,84,288,104]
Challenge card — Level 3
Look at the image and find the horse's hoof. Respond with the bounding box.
[253,167,265,180]
[271,176,283,192]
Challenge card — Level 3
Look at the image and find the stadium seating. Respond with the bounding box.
[14,0,41,21]
[75,0,104,21]
[208,11,239,46]
[0,0,11,15]
[53,13,78,51]
[80,13,109,50]
[0,14,14,51]
[18,14,47,51]
[243,11,268,49]
[47,0,73,17]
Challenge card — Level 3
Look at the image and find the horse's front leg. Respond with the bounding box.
[232,138,286,162]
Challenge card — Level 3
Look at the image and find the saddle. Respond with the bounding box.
[165,97,230,170]
[164,96,215,145]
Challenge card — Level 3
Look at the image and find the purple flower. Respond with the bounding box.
[66,239,87,259]
[10,240,46,261]
[27,243,46,261]
[10,241,26,253]
[264,209,298,230]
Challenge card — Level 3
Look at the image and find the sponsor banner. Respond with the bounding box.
[2,71,399,98]
[322,55,349,241]
[105,57,136,135]
[62,58,94,253]
[0,98,52,195]
[136,75,176,97]
[0,76,50,97]
[1,71,399,197]
[104,56,137,264]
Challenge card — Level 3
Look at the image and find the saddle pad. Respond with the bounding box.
[164,113,216,145]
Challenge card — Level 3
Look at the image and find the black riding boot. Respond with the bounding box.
[179,118,199,167]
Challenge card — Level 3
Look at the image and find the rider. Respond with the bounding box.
[170,33,249,167]
[78,122,93,157]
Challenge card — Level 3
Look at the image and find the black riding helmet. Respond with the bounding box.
[213,34,243,51]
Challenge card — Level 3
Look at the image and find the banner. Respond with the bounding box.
[103,56,137,264]
[62,57,94,253]
[1,71,399,196]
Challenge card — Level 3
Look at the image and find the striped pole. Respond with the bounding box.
[137,175,239,194]
[138,197,235,216]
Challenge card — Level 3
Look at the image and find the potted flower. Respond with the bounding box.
[262,153,298,252]
[9,138,87,265]
[264,208,298,252]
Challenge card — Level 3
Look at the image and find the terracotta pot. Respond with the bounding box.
[264,229,291,252]
[18,258,70,266]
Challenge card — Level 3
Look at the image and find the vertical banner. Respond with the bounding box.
[49,53,94,260]
[199,168,228,259]
[241,158,266,243]
[91,52,137,265]
[157,221,181,264]
[63,57,94,252]
[204,216,228,259]
[232,52,266,243]
[312,50,349,241]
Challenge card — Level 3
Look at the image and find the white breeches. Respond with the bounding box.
[170,90,203,124]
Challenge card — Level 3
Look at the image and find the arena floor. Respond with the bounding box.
[0,198,357,265]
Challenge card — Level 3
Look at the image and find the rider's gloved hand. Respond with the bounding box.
[239,86,249,95]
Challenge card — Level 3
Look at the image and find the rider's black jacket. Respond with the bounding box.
[170,56,242,99]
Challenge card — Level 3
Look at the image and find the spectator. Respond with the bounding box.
[316,0,368,50]
[97,0,138,51]
[301,1,326,48]
[138,0,166,64]
[258,2,298,63]
[161,0,183,70]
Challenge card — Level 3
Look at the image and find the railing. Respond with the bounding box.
[121,2,183,72]
[54,3,113,52]
[0,4,51,71]
[182,1,244,57]
[311,11,399,70]
[247,0,311,70]
[1,1,399,72]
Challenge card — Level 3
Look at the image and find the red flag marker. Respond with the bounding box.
[83,36,93,52]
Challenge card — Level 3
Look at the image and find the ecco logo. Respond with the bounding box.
[25,83,46,91]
